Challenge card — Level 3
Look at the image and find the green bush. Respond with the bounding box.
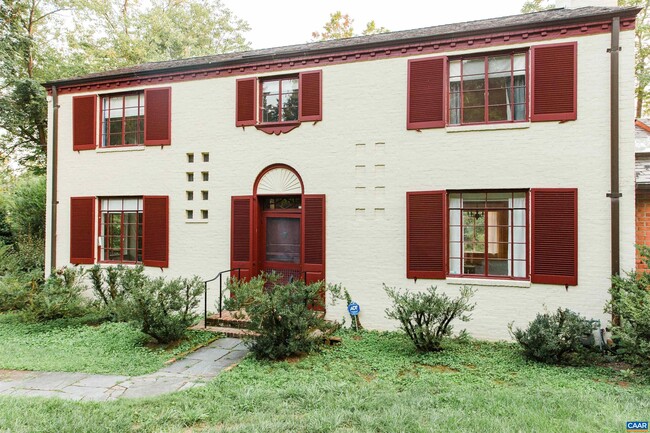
[606,246,650,367]
[0,275,33,312]
[24,267,89,321]
[88,264,138,321]
[224,274,338,360]
[385,285,475,352]
[124,273,202,344]
[509,308,595,364]
[6,175,46,239]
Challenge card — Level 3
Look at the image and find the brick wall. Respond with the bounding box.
[636,188,650,270]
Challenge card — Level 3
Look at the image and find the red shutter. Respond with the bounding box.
[302,195,326,283]
[531,188,578,285]
[143,196,169,268]
[70,197,95,264]
[72,95,97,151]
[406,191,446,279]
[299,70,322,122]
[531,43,577,122]
[407,57,446,130]
[236,78,256,126]
[144,87,171,145]
[231,196,254,280]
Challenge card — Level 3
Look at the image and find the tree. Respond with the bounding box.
[521,0,555,13]
[312,11,389,41]
[521,0,650,116]
[0,0,70,173]
[0,0,251,173]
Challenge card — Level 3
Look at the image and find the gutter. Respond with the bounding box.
[608,17,620,279]
[49,86,58,273]
[42,7,641,90]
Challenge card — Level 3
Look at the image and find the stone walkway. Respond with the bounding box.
[0,337,248,401]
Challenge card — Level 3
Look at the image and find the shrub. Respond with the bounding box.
[224,274,338,360]
[125,274,202,344]
[606,246,650,366]
[24,267,89,321]
[0,275,33,312]
[384,285,475,352]
[88,264,136,321]
[509,308,595,364]
[6,175,46,239]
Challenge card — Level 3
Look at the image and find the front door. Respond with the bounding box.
[261,203,302,283]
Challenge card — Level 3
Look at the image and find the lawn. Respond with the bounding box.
[0,313,216,375]
[0,330,648,433]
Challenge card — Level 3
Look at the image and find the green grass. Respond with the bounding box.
[0,330,648,432]
[0,312,216,375]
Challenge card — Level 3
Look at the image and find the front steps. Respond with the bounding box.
[191,311,257,338]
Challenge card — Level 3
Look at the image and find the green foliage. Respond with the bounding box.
[0,312,216,375]
[1,0,250,172]
[5,175,46,238]
[23,267,89,321]
[607,245,650,366]
[224,274,338,360]
[124,273,203,344]
[88,264,141,321]
[0,273,32,312]
[0,330,648,432]
[521,0,555,13]
[312,11,389,41]
[385,285,476,352]
[509,308,595,364]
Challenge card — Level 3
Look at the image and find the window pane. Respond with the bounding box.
[463,107,485,123]
[513,53,526,71]
[282,90,299,121]
[488,56,511,73]
[262,94,279,122]
[463,257,484,274]
[262,80,279,94]
[282,79,299,92]
[449,60,461,77]
[449,258,461,275]
[462,58,484,76]
[488,259,509,276]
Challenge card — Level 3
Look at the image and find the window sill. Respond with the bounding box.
[96,145,146,153]
[255,122,301,135]
[446,277,530,288]
[445,122,531,133]
[185,220,209,224]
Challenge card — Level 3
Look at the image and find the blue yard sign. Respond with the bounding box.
[348,302,360,316]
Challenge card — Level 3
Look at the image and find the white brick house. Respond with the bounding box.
[44,5,640,339]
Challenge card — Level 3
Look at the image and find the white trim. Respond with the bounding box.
[446,277,531,288]
[446,122,531,133]
[96,146,146,153]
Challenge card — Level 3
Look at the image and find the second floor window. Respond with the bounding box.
[449,53,527,125]
[261,78,299,123]
[101,92,145,147]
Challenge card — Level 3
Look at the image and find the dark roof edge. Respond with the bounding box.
[44,7,641,88]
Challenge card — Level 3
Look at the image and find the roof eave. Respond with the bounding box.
[43,6,642,89]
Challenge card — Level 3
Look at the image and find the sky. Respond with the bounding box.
[220,0,525,50]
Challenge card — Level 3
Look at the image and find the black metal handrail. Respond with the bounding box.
[203,268,241,327]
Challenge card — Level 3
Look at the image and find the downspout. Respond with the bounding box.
[609,17,620,278]
[49,86,58,273]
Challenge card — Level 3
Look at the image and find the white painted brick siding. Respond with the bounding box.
[46,30,637,340]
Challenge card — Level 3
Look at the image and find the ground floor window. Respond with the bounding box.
[99,197,143,263]
[448,191,527,278]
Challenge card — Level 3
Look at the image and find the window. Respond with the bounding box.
[101,92,145,147]
[187,191,194,201]
[261,77,299,123]
[236,71,322,128]
[201,190,208,200]
[448,192,527,278]
[99,198,143,263]
[449,53,527,125]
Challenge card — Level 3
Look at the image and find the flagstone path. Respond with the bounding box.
[0,337,248,401]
